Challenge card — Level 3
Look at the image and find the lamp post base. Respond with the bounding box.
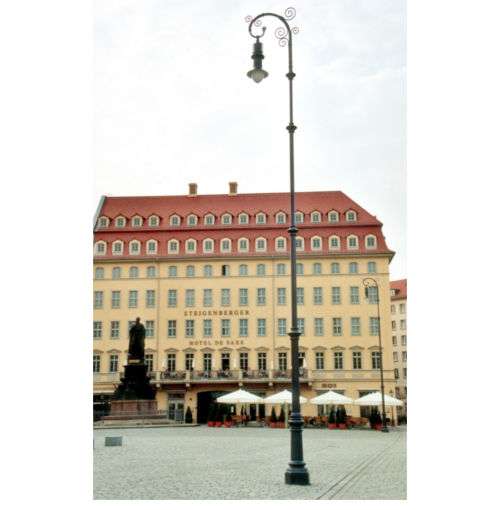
[285,467,310,486]
[381,425,390,433]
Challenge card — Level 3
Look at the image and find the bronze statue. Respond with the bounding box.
[128,317,146,360]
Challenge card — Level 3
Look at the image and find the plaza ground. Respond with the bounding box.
[93,425,406,500]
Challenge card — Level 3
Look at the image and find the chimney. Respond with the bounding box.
[188,183,198,197]
[229,182,238,196]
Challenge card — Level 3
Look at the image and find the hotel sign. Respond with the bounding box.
[183,309,250,317]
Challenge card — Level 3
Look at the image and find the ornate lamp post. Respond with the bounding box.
[389,389,395,427]
[246,8,310,486]
[363,278,389,433]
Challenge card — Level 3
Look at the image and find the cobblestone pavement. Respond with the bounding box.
[93,425,406,500]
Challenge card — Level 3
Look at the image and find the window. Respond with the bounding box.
[314,318,324,335]
[187,241,196,252]
[129,290,138,308]
[392,321,396,330]
[239,264,248,276]
[295,213,303,223]
[329,212,338,222]
[313,263,322,275]
[221,289,230,306]
[111,291,121,308]
[167,354,176,371]
[350,287,359,304]
[146,290,155,308]
[347,211,356,222]
[329,237,340,249]
[169,266,177,278]
[257,289,266,306]
[147,241,157,253]
[400,304,406,313]
[312,213,321,223]
[258,352,267,370]
[401,320,406,330]
[368,262,377,273]
[221,319,230,337]
[296,263,303,275]
[256,239,266,251]
[277,214,285,224]
[204,289,212,307]
[256,214,266,224]
[168,320,176,338]
[149,216,158,227]
[93,322,102,339]
[168,290,177,307]
[351,318,361,335]
[394,368,399,378]
[96,243,105,254]
[188,215,197,226]
[204,265,212,277]
[145,355,154,372]
[348,237,358,249]
[239,319,248,337]
[366,236,376,249]
[315,352,324,370]
[170,216,179,226]
[109,355,118,373]
[334,352,344,370]
[111,322,120,339]
[277,263,286,275]
[186,265,195,277]
[297,288,304,305]
[277,288,286,306]
[331,263,340,274]
[297,318,305,336]
[353,352,362,370]
[402,335,407,345]
[203,320,212,337]
[349,262,358,274]
[391,305,395,314]
[221,240,230,251]
[186,290,194,307]
[239,214,248,225]
[332,287,341,304]
[333,318,342,335]
[257,264,266,276]
[99,217,108,228]
[222,215,231,225]
[257,319,266,336]
[403,369,407,378]
[95,267,104,279]
[222,264,230,276]
[392,336,397,346]
[312,237,322,249]
[185,320,194,338]
[145,266,154,278]
[368,287,378,304]
[369,318,379,335]
[94,291,103,308]
[313,287,323,305]
[169,241,179,253]
[93,355,101,373]
[393,352,398,362]
[240,353,249,370]
[133,217,141,227]
[278,318,287,336]
[239,239,248,251]
[239,289,248,306]
[296,238,303,249]
[113,242,123,254]
[129,241,140,254]
[185,354,194,371]
[204,240,213,252]
[130,267,138,278]
[403,351,407,361]
[205,215,214,225]
[112,267,121,279]
[276,239,286,251]
[278,352,287,370]
[372,352,381,370]
[146,321,154,338]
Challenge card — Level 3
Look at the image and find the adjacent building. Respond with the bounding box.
[93,183,397,423]
[390,278,407,416]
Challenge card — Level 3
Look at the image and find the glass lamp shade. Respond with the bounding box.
[247,68,269,83]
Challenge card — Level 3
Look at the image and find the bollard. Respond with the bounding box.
[105,436,122,447]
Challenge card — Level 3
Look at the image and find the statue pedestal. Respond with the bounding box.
[105,400,160,420]
[111,361,157,402]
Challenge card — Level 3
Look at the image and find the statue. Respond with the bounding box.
[128,317,146,360]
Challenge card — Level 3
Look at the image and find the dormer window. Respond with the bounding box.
[99,217,108,228]
[132,217,142,227]
[366,235,377,249]
[222,214,232,225]
[329,236,340,250]
[311,212,321,223]
[170,216,180,227]
[256,214,266,224]
[186,240,196,253]
[116,217,125,227]
[295,212,303,224]
[276,237,286,251]
[347,235,359,249]
[95,242,106,254]
[147,241,158,254]
[130,241,140,254]
[187,215,197,226]
[328,211,339,222]
[276,213,286,224]
[221,239,231,252]
[256,238,266,251]
[296,237,304,250]
[113,242,123,254]
[204,239,214,253]
[311,236,322,250]
[205,215,214,226]
[238,238,249,252]
[346,211,357,222]
[169,240,179,254]
[149,216,159,227]
[239,214,248,225]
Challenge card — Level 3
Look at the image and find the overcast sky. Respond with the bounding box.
[94,0,407,280]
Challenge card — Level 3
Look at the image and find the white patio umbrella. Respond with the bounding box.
[161,359,166,370]
[191,358,195,370]
[233,358,237,369]
[216,389,264,416]
[270,360,274,370]
[303,357,308,368]
[211,357,215,370]
[353,391,403,406]
[309,390,354,406]
[264,390,306,426]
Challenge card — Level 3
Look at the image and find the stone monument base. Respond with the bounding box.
[104,400,161,420]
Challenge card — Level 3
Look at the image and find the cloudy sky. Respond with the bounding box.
[94,0,406,280]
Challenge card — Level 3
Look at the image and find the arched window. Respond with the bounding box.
[95,267,104,279]
[349,262,358,274]
[368,262,377,274]
[147,266,156,278]
[204,265,212,277]
[296,263,304,275]
[222,265,230,277]
[257,264,266,276]
[239,264,248,276]
[169,266,178,278]
[313,263,322,275]
[112,267,121,279]
[331,263,340,274]
[186,265,195,277]
[130,267,139,278]
[277,263,286,275]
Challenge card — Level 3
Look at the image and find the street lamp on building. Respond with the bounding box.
[389,389,395,427]
[246,8,309,486]
[363,278,389,433]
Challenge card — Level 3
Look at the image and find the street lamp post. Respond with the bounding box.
[246,8,310,486]
[363,278,389,433]
[389,390,395,427]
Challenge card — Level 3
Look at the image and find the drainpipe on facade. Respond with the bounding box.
[271,255,276,394]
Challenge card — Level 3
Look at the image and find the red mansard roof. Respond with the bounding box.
[390,279,407,300]
[93,191,394,259]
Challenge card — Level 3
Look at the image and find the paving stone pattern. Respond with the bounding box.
[93,426,406,500]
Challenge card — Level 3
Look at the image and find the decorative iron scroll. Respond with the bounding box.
[246,8,299,46]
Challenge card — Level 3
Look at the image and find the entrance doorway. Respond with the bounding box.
[358,391,373,418]
[197,391,231,424]
[167,393,185,422]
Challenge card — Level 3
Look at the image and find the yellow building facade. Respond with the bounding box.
[93,186,396,423]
